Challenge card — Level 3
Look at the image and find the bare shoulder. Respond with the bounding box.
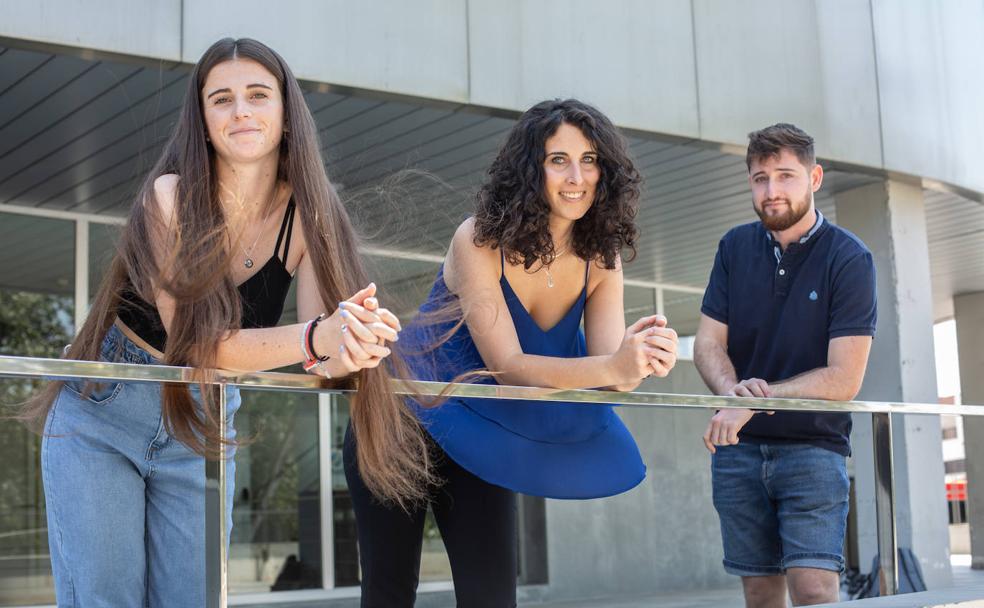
[150,173,180,223]
[450,217,495,263]
[451,216,477,246]
[446,217,498,289]
[587,253,623,296]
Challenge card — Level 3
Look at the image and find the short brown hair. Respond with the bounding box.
[746,123,815,171]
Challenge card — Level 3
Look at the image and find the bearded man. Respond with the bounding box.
[694,123,878,607]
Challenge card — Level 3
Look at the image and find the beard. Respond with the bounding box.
[755,194,812,231]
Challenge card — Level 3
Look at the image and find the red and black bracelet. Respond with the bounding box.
[302,313,330,373]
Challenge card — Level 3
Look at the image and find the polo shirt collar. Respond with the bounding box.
[764,209,826,264]
[765,209,824,244]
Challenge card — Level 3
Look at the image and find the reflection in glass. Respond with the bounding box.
[330,398,453,587]
[88,222,118,304]
[0,213,75,605]
[230,389,323,593]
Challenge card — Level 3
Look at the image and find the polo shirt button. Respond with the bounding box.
[778,268,786,276]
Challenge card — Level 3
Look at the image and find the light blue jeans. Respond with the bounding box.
[41,324,239,607]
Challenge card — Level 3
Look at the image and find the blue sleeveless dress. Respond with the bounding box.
[400,255,646,499]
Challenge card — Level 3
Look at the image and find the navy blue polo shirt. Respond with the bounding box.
[700,211,877,456]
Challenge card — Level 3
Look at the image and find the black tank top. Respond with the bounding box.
[117,200,297,353]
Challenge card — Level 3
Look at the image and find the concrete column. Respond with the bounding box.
[835,180,951,587]
[955,291,984,569]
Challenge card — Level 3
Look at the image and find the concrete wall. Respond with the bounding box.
[541,361,736,601]
[3,0,984,196]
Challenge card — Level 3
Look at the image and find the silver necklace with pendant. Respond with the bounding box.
[543,245,570,288]
[238,192,278,268]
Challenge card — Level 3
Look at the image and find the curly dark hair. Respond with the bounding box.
[472,99,641,271]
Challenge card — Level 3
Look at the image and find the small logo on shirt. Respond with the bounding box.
[809,290,819,301]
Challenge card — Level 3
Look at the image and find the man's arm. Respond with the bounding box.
[769,335,872,401]
[693,314,738,395]
[698,335,873,453]
[695,314,774,453]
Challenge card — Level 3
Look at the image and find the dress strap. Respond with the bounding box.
[274,199,296,263]
[500,248,506,279]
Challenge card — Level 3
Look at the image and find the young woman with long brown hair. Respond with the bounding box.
[26,38,432,606]
[344,99,680,607]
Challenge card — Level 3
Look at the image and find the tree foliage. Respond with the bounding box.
[0,290,73,588]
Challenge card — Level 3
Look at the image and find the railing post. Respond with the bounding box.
[872,411,898,595]
[205,384,229,608]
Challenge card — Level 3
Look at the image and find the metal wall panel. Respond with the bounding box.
[182,0,470,102]
[694,0,882,169]
[0,0,181,60]
[468,0,700,137]
[872,0,984,194]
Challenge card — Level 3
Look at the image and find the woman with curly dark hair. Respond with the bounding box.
[344,99,680,606]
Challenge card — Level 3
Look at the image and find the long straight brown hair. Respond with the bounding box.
[22,38,433,508]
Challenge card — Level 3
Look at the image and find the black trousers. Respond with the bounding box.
[343,424,518,607]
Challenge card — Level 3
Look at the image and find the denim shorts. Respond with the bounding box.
[42,324,240,607]
[711,442,849,576]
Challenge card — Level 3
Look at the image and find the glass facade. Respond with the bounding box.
[0,207,707,605]
[229,388,324,593]
[0,210,460,604]
[0,213,75,605]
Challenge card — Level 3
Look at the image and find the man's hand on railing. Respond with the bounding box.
[728,377,771,398]
[702,379,777,454]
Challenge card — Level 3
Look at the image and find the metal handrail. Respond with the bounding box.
[2,355,981,416]
[2,354,982,607]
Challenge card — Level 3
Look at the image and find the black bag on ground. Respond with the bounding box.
[855,547,928,598]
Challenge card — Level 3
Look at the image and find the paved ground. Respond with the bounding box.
[520,555,984,608]
[521,586,744,607]
[234,556,984,608]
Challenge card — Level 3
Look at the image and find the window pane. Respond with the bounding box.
[329,399,454,588]
[229,283,324,594]
[0,213,75,606]
[229,389,324,593]
[88,221,119,302]
[664,291,704,338]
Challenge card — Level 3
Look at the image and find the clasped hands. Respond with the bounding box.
[612,314,679,388]
[310,283,402,375]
